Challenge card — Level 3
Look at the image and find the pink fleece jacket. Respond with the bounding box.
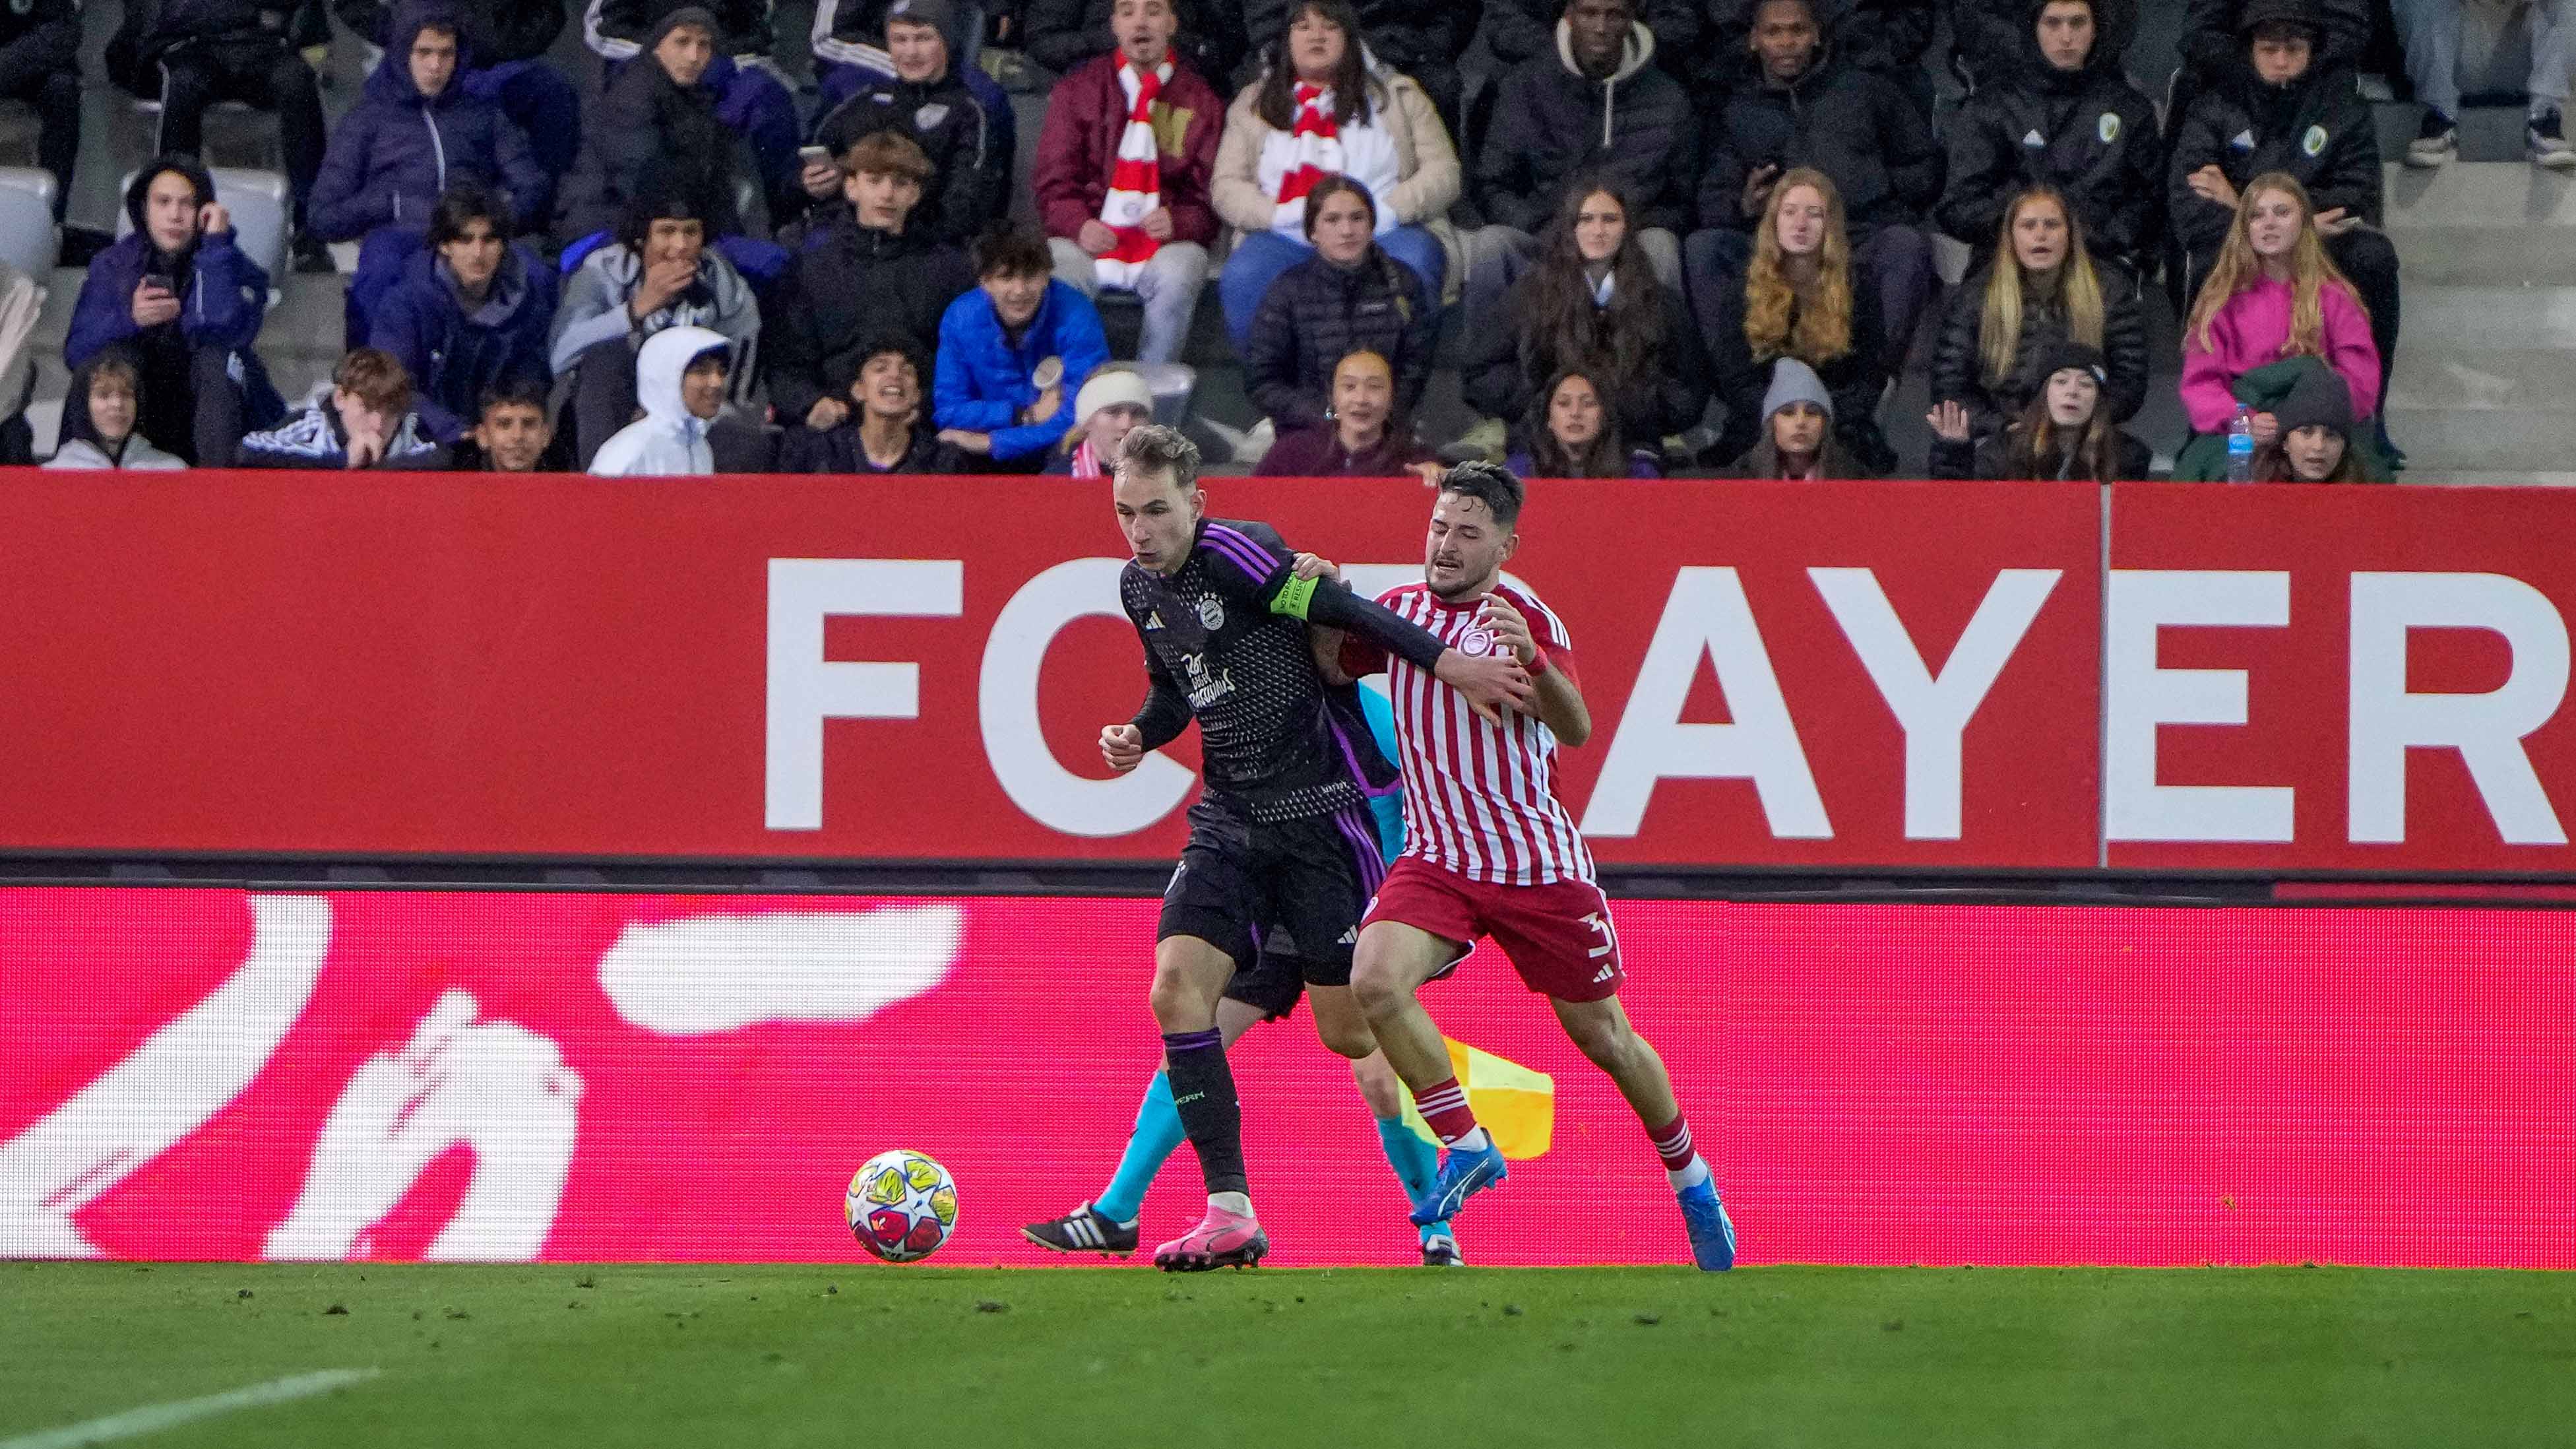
[2178,274,2381,434]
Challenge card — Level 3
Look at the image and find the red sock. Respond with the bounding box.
[1414,1078,1480,1145]
[1647,1116,1695,1172]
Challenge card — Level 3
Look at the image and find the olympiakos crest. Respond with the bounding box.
[1197,595,1224,631]
[1457,626,1498,657]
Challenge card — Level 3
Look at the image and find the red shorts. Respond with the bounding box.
[1362,856,1625,1002]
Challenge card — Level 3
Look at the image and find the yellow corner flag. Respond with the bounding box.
[1398,1037,1555,1160]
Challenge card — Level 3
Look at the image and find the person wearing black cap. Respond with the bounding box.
[1926,339,2149,480]
[811,0,1011,245]
[2255,361,2375,482]
[62,159,287,466]
[559,7,770,245]
[2168,0,2398,424]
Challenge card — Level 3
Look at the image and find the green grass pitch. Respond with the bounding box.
[7,1262,2574,1447]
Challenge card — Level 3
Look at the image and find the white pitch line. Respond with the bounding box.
[0,1368,383,1449]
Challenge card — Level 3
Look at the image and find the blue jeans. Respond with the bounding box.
[1217,226,1447,347]
[461,59,582,181]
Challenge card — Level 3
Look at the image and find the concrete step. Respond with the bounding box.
[2385,347,2576,410]
[2382,226,2576,285]
[2383,160,2576,227]
[2392,282,2576,350]
[2385,406,2576,474]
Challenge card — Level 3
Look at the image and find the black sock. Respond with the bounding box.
[1161,1029,1247,1197]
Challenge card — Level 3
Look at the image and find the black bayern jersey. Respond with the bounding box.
[1121,518,1389,824]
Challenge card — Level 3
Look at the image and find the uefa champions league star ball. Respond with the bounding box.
[845,1150,959,1262]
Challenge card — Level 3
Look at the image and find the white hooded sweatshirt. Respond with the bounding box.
[589,325,731,477]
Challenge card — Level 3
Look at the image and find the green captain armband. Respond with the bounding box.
[1269,572,1321,620]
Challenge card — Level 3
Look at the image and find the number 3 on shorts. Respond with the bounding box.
[1581,911,1618,960]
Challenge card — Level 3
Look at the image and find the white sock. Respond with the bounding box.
[1667,1155,1711,1192]
[1209,1190,1253,1218]
[1448,1126,1491,1153]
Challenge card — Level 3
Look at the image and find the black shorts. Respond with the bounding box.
[1158,794,1389,1006]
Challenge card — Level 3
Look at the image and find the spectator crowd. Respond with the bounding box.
[3,0,2553,480]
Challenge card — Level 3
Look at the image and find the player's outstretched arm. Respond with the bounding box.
[1482,596,1590,745]
[1274,573,1534,724]
[1290,552,1359,686]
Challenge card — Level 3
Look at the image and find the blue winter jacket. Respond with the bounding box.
[369,241,558,443]
[65,228,270,373]
[308,2,551,241]
[931,280,1109,464]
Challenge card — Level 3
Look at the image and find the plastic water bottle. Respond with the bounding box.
[2226,404,2255,483]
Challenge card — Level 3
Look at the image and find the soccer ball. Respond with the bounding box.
[845,1150,959,1262]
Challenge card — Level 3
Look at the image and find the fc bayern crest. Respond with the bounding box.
[1197,595,1225,631]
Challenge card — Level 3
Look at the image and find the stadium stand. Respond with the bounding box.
[0,0,2568,482]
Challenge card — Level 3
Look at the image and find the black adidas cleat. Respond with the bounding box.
[1421,1233,1465,1268]
[1020,1202,1139,1257]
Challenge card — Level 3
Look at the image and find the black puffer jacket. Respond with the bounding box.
[2167,49,2381,256]
[0,0,79,94]
[557,9,766,241]
[1462,265,1709,449]
[1021,0,1247,85]
[1930,425,2152,480]
[1241,247,1437,433]
[1928,261,2151,439]
[1694,30,1941,236]
[1483,0,1703,71]
[765,216,975,422]
[812,68,1005,245]
[1939,0,2158,266]
[2180,0,2372,83]
[1477,21,1695,235]
[334,0,565,63]
[1692,0,1937,91]
[1707,258,1893,469]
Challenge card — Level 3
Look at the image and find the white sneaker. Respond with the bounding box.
[2405,111,2457,169]
[2532,109,2576,170]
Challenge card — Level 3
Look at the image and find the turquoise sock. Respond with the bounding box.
[1093,1072,1186,1224]
[1373,1115,1450,1242]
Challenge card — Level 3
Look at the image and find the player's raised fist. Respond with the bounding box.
[1100,723,1147,774]
[1434,649,1535,726]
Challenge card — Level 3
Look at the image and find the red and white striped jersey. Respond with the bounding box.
[1339,581,1594,887]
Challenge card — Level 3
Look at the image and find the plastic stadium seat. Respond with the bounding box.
[128,98,286,171]
[0,169,57,277]
[115,168,290,296]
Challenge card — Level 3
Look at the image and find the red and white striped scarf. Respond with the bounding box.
[1068,438,1107,478]
[1095,58,1171,290]
[1275,82,1342,209]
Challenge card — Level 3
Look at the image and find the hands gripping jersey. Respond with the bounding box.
[1340,581,1595,888]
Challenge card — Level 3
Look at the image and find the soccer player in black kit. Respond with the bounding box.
[1096,424,1532,1270]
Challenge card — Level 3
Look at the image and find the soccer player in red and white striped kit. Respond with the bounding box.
[1304,461,1738,1270]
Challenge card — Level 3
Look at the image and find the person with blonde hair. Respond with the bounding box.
[2178,172,2379,451]
[1707,167,1892,470]
[1929,186,2147,446]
